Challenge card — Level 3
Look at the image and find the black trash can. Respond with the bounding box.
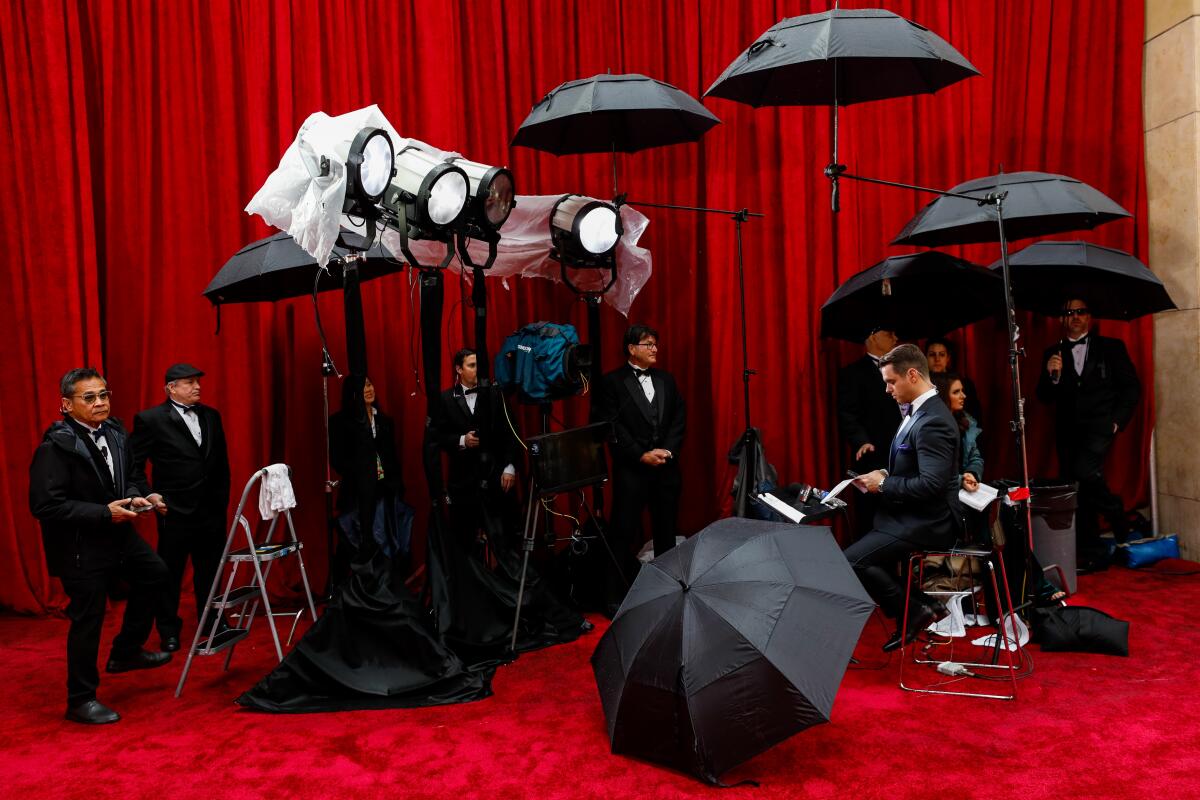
[1029,481,1079,594]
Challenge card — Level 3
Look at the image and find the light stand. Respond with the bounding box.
[823,166,1037,578]
[617,198,766,516]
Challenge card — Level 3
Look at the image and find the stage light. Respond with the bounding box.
[339,127,394,218]
[451,158,516,233]
[382,146,470,238]
[550,194,622,266]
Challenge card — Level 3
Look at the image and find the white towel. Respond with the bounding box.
[258,464,296,520]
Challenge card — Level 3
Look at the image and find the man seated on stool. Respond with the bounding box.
[844,344,962,652]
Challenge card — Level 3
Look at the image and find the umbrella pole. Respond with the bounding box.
[990,192,1037,558]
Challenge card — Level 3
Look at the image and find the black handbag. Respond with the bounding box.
[1030,605,1129,657]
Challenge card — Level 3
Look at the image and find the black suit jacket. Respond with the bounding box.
[1036,334,1140,435]
[428,385,522,495]
[837,355,902,471]
[129,400,231,518]
[29,418,145,576]
[330,406,404,513]
[873,394,962,546]
[592,365,686,471]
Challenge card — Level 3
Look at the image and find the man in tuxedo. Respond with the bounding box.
[593,324,687,564]
[130,363,231,652]
[844,344,961,652]
[428,349,522,547]
[837,326,902,538]
[29,368,171,724]
[1036,298,1140,568]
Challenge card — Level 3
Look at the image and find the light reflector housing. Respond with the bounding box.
[550,195,622,264]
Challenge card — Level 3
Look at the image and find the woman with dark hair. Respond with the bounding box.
[925,337,983,424]
[931,372,982,494]
[329,376,409,566]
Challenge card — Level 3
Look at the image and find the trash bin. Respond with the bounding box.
[1029,481,1078,594]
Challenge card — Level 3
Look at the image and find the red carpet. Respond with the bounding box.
[2,565,1196,800]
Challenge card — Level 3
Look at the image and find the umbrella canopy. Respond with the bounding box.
[893,172,1131,247]
[991,240,1177,320]
[704,8,979,108]
[820,251,1003,341]
[591,518,874,784]
[204,230,402,305]
[511,72,719,155]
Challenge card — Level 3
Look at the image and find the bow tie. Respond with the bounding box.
[461,386,480,396]
[1068,337,1089,349]
[172,402,195,414]
[91,429,104,442]
[632,368,650,379]
[900,403,914,417]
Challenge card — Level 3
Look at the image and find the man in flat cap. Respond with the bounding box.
[130,363,231,652]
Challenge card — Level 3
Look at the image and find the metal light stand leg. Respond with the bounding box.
[510,473,542,652]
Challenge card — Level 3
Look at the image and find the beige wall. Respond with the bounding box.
[1146,1,1200,559]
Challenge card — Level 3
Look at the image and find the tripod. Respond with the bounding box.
[618,198,766,515]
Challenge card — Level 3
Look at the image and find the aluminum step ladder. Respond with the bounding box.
[175,465,318,697]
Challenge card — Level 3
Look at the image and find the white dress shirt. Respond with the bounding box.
[455,385,515,477]
[79,420,115,479]
[172,402,203,446]
[1068,335,1088,376]
[896,387,939,439]
[629,361,655,403]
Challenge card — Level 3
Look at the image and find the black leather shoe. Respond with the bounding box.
[105,649,173,674]
[65,699,120,724]
[160,635,180,652]
[882,602,948,653]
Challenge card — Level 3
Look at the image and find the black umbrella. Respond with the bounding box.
[512,72,718,193]
[820,251,1003,341]
[704,6,978,189]
[893,172,1131,247]
[512,72,719,154]
[990,240,1176,320]
[591,518,874,784]
[204,230,402,305]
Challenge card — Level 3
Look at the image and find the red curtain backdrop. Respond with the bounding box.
[0,0,1149,613]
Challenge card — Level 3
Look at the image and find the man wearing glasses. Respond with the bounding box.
[594,324,687,608]
[29,368,171,725]
[1037,298,1141,570]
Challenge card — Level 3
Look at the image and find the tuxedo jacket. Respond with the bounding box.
[1036,334,1140,437]
[30,418,147,576]
[428,385,522,495]
[873,395,962,546]
[592,365,686,471]
[129,400,231,519]
[837,355,902,471]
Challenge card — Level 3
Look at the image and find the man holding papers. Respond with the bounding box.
[843,344,962,652]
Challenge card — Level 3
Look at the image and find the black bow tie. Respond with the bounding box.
[461,386,480,396]
[172,401,195,414]
[1068,337,1089,349]
[900,403,913,417]
[91,429,104,442]
[632,368,650,379]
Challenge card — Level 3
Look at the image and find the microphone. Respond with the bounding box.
[1049,340,1065,382]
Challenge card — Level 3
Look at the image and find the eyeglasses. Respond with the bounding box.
[1063,308,1091,317]
[72,391,112,404]
[636,342,659,349]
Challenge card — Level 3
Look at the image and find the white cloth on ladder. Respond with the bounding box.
[927,592,973,638]
[971,613,1030,652]
[258,464,296,520]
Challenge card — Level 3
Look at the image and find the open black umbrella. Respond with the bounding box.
[204,230,402,305]
[893,172,1131,247]
[704,6,978,189]
[591,518,874,784]
[512,72,718,194]
[512,72,718,155]
[990,240,1176,320]
[820,251,1003,341]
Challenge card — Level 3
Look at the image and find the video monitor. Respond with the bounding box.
[526,422,610,496]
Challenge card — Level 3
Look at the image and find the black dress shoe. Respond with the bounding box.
[160,635,180,652]
[65,699,120,724]
[882,602,948,653]
[105,649,173,674]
